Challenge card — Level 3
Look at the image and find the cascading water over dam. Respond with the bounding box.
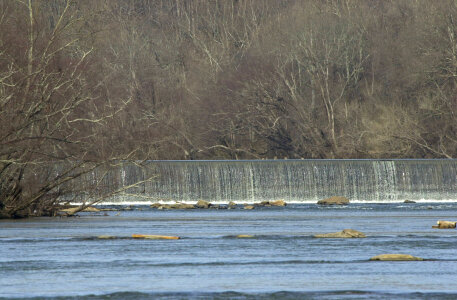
[70,159,457,203]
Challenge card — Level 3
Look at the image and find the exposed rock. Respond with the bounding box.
[182,204,197,209]
[209,205,226,209]
[153,203,195,209]
[97,235,116,239]
[228,201,237,208]
[403,200,416,203]
[236,234,254,238]
[314,229,366,238]
[432,220,456,229]
[169,203,195,209]
[317,196,350,205]
[132,234,180,240]
[370,254,423,261]
[156,204,171,209]
[244,205,255,210]
[270,200,286,206]
[254,200,286,207]
[196,200,211,209]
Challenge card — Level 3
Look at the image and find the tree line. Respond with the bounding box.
[1,0,457,217]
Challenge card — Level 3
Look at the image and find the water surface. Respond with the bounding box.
[1,204,457,299]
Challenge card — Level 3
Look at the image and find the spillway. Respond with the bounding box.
[77,159,457,203]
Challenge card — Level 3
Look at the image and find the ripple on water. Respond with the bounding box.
[1,204,457,297]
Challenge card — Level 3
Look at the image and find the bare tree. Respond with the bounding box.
[0,0,153,218]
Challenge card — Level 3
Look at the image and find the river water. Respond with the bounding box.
[1,203,457,299]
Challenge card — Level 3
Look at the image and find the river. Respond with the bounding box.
[1,203,457,299]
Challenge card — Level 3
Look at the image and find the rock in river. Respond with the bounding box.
[228,201,237,208]
[317,196,350,205]
[150,203,162,208]
[132,234,180,240]
[170,203,195,209]
[432,220,456,229]
[97,235,116,239]
[196,200,211,209]
[255,200,287,207]
[270,200,287,206]
[370,254,423,261]
[314,229,366,238]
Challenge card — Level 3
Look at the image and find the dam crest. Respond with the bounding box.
[70,159,457,203]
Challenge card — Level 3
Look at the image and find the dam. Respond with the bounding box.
[73,159,457,203]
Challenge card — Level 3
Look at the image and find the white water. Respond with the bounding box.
[64,159,457,204]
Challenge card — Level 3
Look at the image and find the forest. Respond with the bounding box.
[1,0,457,217]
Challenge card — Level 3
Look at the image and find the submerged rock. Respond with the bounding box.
[370,254,423,261]
[196,200,211,209]
[317,196,350,205]
[432,220,456,229]
[314,229,366,238]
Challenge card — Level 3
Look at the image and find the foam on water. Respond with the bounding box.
[86,198,457,206]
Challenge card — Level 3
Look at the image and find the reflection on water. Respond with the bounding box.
[1,204,457,299]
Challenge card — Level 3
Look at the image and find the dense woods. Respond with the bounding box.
[1,0,457,217]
